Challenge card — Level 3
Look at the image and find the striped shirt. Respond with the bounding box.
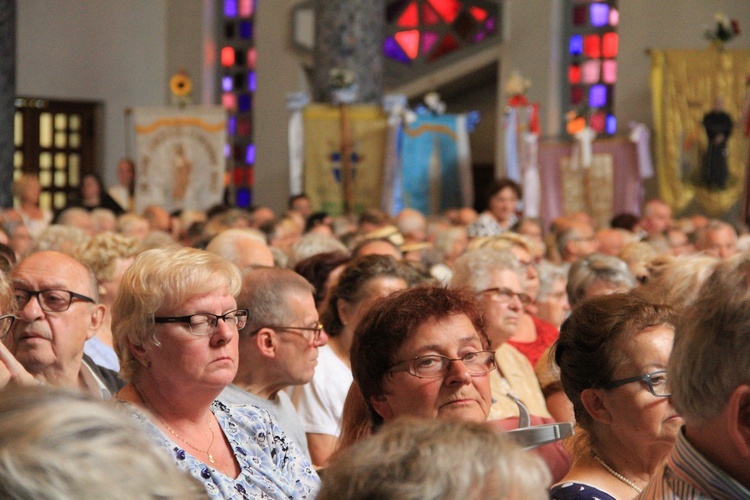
[640,427,750,499]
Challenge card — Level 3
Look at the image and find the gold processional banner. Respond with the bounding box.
[650,48,750,216]
[303,104,388,216]
[132,106,227,214]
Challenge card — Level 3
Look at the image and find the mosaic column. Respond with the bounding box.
[313,0,384,104]
[0,0,15,208]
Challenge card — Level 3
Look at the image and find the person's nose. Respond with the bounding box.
[210,317,235,345]
[444,358,472,386]
[315,329,329,347]
[17,294,43,322]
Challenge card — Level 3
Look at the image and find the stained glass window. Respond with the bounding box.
[218,0,256,207]
[385,0,500,67]
[564,0,619,136]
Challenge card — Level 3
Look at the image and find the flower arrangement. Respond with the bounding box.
[704,12,740,43]
[503,70,532,107]
[566,105,589,135]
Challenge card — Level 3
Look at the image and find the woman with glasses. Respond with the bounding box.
[291,254,411,467]
[337,284,496,451]
[111,247,319,499]
[0,270,30,388]
[550,290,681,499]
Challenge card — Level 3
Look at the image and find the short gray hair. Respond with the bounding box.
[566,253,636,307]
[451,248,524,292]
[319,418,550,500]
[0,385,205,499]
[240,267,315,333]
[670,252,750,424]
[536,260,568,302]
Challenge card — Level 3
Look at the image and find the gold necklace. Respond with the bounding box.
[132,384,216,464]
[593,454,643,494]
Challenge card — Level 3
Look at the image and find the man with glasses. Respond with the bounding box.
[219,267,327,459]
[641,252,750,498]
[3,251,121,398]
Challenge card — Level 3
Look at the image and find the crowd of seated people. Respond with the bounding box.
[0,174,748,498]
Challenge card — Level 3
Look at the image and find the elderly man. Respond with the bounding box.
[556,220,600,265]
[2,251,120,398]
[206,228,274,269]
[640,199,672,238]
[452,248,550,421]
[641,253,750,498]
[695,219,738,259]
[219,267,327,458]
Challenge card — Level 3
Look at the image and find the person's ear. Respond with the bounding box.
[581,388,613,424]
[127,338,149,367]
[337,298,354,328]
[369,394,394,422]
[255,328,277,358]
[85,304,106,341]
[727,384,750,457]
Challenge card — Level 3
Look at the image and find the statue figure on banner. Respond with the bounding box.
[171,143,193,202]
[701,97,733,190]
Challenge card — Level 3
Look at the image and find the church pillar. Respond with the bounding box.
[313,0,384,104]
[0,1,15,208]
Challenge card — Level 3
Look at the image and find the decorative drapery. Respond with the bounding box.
[650,48,750,216]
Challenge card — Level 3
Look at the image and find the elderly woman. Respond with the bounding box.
[76,232,141,371]
[112,246,318,499]
[550,290,681,499]
[292,254,411,466]
[467,178,522,238]
[339,285,496,446]
[535,261,570,329]
[0,271,32,388]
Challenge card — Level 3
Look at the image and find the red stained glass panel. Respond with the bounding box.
[398,2,418,28]
[221,47,235,66]
[428,0,461,23]
[568,64,581,84]
[395,30,420,59]
[583,34,600,58]
[602,32,618,58]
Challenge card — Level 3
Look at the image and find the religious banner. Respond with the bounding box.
[396,112,474,216]
[650,48,750,216]
[132,106,226,213]
[303,104,388,215]
[560,153,614,230]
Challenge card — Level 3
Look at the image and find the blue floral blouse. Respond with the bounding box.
[125,400,320,499]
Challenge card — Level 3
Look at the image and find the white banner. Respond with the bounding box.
[132,106,226,213]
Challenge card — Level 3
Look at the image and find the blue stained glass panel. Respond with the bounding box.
[569,35,583,56]
[238,94,251,112]
[224,0,237,18]
[589,84,607,108]
[222,76,233,92]
[589,3,609,27]
[247,71,256,92]
[246,144,255,164]
[228,116,236,135]
[240,21,252,39]
[236,188,251,208]
[384,37,411,64]
[606,114,617,135]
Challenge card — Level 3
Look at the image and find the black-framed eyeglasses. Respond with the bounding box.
[603,369,671,397]
[14,289,95,313]
[265,322,324,345]
[0,315,16,338]
[153,309,249,336]
[389,350,496,379]
[479,287,532,306]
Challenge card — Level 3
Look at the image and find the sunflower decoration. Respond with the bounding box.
[170,69,193,108]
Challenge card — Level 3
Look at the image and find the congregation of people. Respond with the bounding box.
[1,169,749,499]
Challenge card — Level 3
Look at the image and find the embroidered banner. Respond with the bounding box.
[132,106,226,213]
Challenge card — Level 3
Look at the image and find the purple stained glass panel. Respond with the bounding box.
[238,94,251,112]
[224,143,231,158]
[224,0,237,18]
[228,116,236,135]
[590,3,609,27]
[569,35,583,56]
[240,21,252,39]
[247,71,256,92]
[485,16,495,32]
[236,188,251,208]
[246,144,255,164]
[606,114,617,135]
[222,76,233,92]
[589,84,607,108]
[384,36,411,64]
[422,32,440,54]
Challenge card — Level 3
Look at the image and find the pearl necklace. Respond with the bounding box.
[593,454,643,494]
[132,384,217,464]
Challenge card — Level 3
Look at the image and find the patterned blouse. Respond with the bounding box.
[124,400,320,499]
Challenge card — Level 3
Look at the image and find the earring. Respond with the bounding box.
[140,359,151,368]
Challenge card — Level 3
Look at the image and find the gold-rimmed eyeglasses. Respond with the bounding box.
[265,322,324,345]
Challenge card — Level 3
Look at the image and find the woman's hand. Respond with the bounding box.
[0,341,37,388]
